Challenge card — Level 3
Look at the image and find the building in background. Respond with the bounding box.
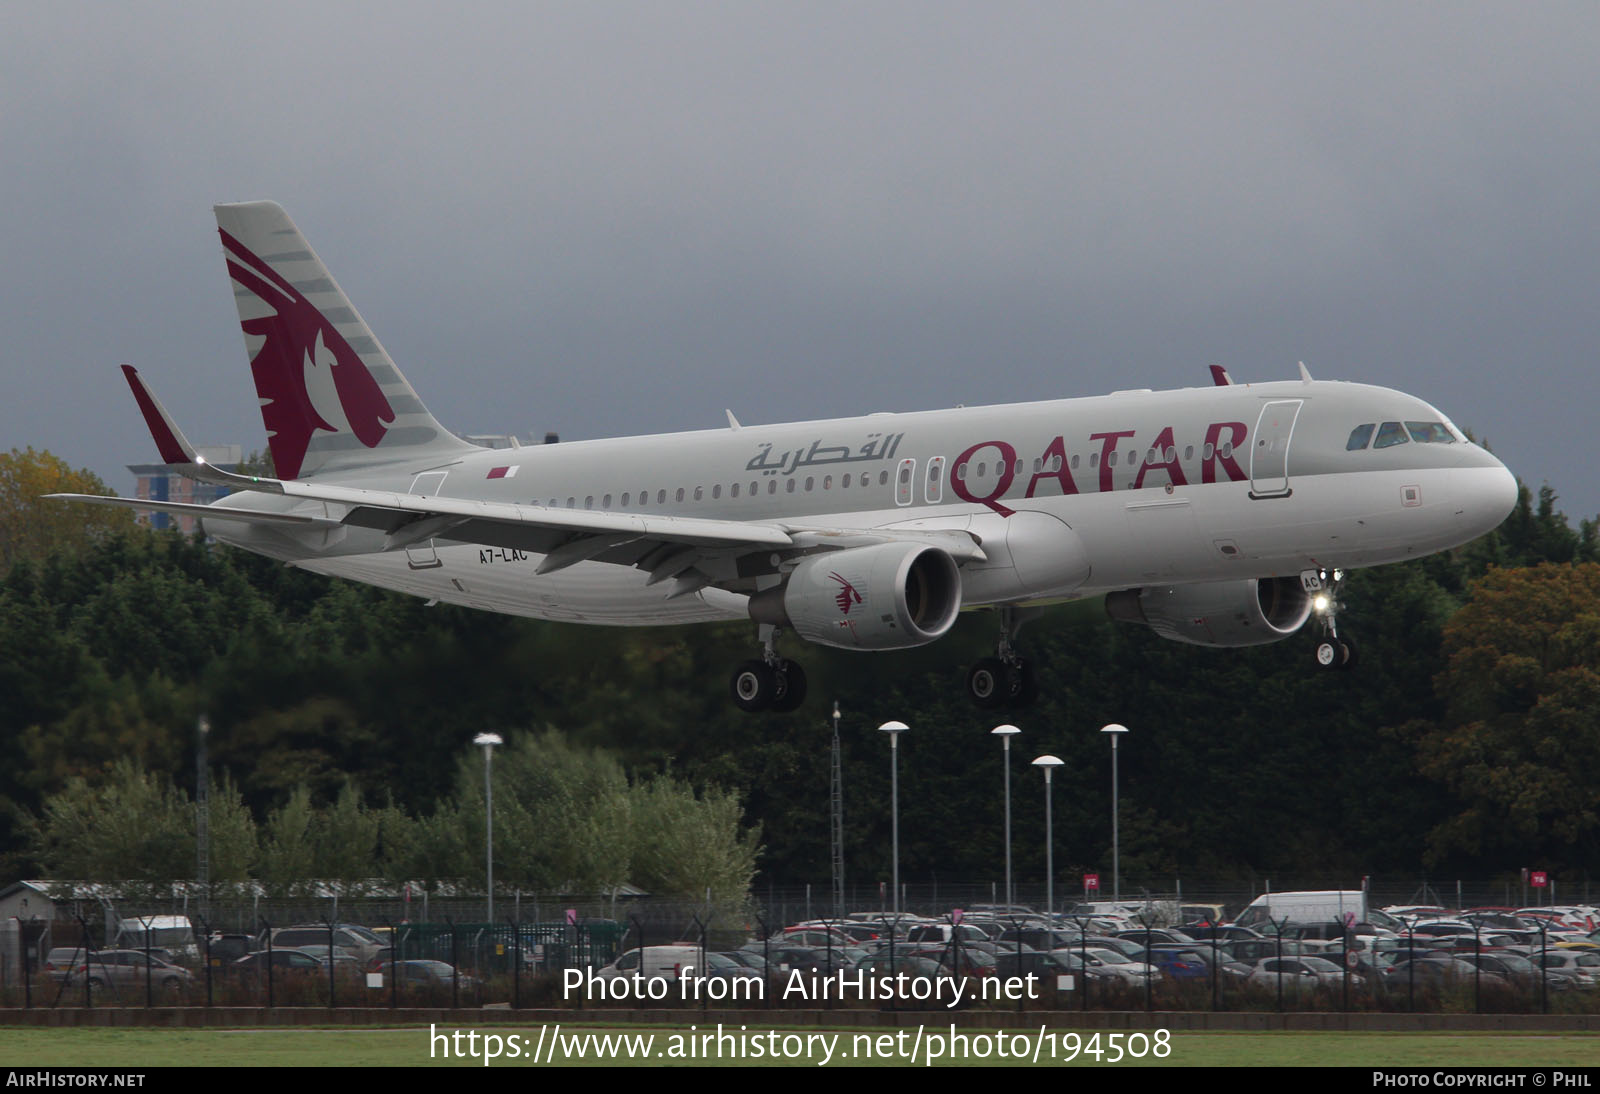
[128,445,241,533]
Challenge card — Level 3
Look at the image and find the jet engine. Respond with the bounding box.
[1104,577,1313,647]
[749,542,963,650]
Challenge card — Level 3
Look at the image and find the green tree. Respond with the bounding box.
[257,786,318,895]
[0,447,133,574]
[1404,563,1600,871]
[27,760,197,891]
[628,776,761,916]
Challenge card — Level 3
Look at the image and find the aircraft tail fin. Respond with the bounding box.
[214,201,479,480]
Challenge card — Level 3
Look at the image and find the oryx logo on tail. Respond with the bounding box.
[220,229,394,479]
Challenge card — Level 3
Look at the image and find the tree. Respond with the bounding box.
[27,761,198,889]
[1405,563,1600,871]
[0,447,133,574]
[628,776,760,916]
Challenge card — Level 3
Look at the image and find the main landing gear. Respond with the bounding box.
[1306,567,1358,671]
[730,624,808,713]
[966,605,1042,710]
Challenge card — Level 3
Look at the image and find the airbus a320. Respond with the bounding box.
[53,202,1519,712]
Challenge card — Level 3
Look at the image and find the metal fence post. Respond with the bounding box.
[262,917,274,1010]
[448,916,459,1010]
[509,916,521,1010]
[325,916,337,1009]
[76,915,94,1010]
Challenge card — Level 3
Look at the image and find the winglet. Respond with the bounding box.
[726,409,742,430]
[1298,361,1314,383]
[120,365,284,494]
[1209,365,1233,387]
[122,365,198,465]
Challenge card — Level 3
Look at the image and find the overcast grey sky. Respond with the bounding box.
[4,2,1597,522]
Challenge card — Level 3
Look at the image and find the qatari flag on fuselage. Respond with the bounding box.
[487,465,518,479]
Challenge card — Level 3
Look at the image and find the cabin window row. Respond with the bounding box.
[545,469,895,510]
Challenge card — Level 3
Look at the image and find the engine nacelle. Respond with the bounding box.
[749,542,963,650]
[1104,577,1313,648]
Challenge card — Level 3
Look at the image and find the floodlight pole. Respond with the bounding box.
[475,733,503,922]
[878,722,908,915]
[992,725,1020,908]
[1101,724,1128,904]
[1033,756,1063,920]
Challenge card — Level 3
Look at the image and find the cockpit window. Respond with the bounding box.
[1346,424,1375,451]
[1373,421,1409,449]
[1406,421,1456,444]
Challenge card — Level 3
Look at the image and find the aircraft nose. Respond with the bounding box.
[1455,459,1520,538]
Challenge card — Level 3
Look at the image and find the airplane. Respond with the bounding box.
[51,201,1520,713]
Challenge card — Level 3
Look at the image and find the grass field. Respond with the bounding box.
[4,1026,1600,1067]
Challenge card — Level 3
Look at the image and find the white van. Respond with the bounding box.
[114,916,199,964]
[595,944,709,982]
[1234,891,1370,931]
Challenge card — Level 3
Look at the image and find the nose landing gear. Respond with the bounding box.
[1306,567,1357,671]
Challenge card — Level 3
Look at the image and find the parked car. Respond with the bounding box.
[230,948,327,986]
[1248,956,1361,994]
[1114,927,1197,946]
[1145,946,1217,981]
[386,959,480,994]
[1381,956,1508,991]
[1535,950,1600,989]
[61,949,195,996]
[263,924,386,965]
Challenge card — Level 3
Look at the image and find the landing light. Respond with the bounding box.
[1313,595,1330,613]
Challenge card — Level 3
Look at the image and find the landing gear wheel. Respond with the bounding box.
[771,661,808,712]
[1314,639,1341,670]
[730,660,777,712]
[1005,660,1039,709]
[967,658,1008,710]
[1337,636,1358,671]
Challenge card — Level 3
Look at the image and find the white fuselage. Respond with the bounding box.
[210,378,1517,628]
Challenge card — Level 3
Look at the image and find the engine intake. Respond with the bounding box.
[1105,577,1313,647]
[750,542,963,650]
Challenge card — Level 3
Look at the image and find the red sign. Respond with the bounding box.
[1083,873,1100,890]
[1531,871,1549,889]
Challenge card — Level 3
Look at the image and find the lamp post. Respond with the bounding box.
[1032,756,1063,920]
[877,721,908,916]
[991,725,1020,909]
[1100,723,1128,904]
[474,732,503,922]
